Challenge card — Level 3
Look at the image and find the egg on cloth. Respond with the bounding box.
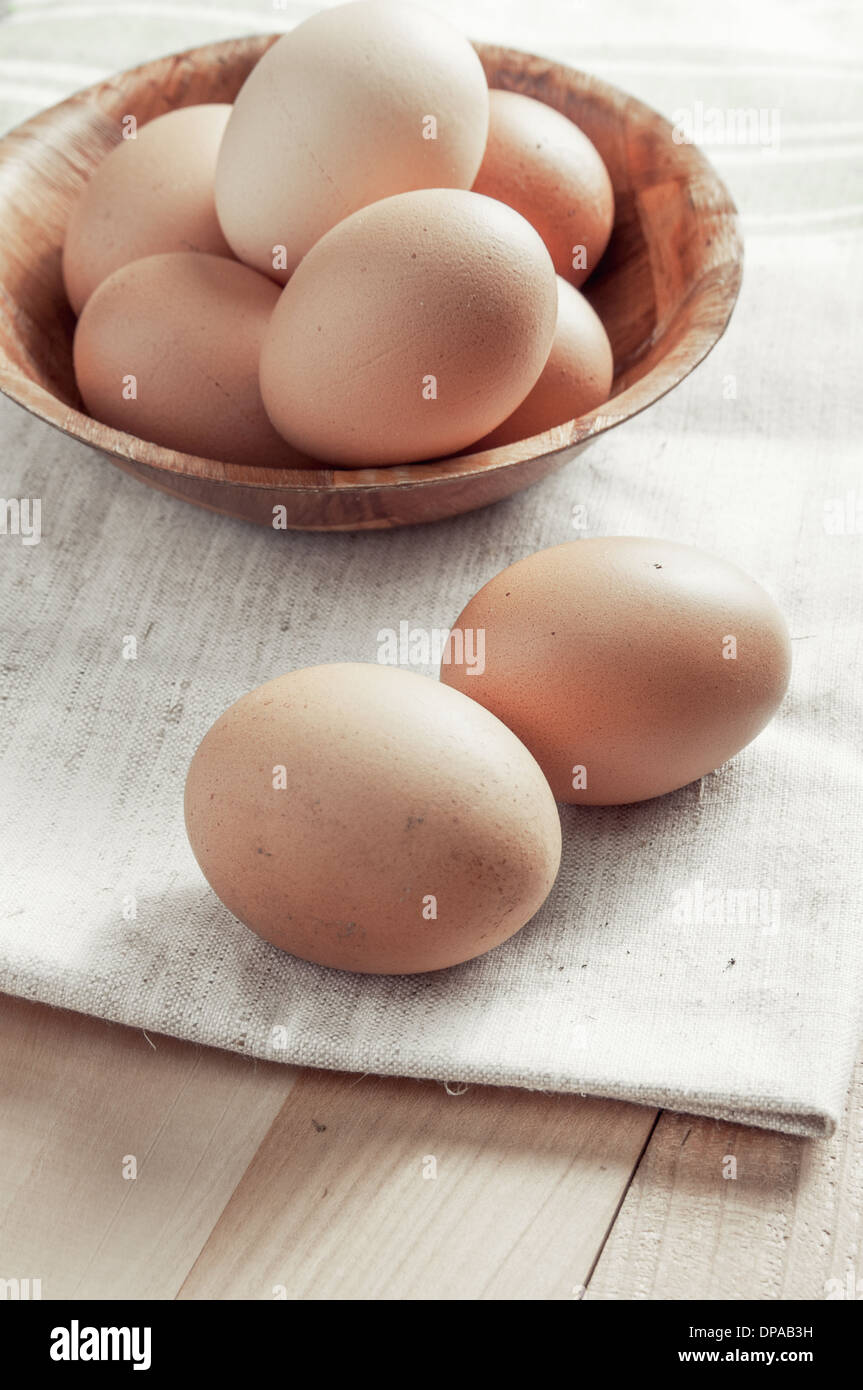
[73,252,299,468]
[184,664,562,974]
[259,189,558,465]
[215,0,490,281]
[472,89,614,287]
[441,538,791,805]
[474,276,614,449]
[63,104,233,315]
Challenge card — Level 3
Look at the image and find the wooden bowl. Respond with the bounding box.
[0,35,742,532]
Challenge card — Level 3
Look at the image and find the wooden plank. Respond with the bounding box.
[10,987,857,1302]
[585,1048,863,1300]
[178,1068,658,1301]
[0,995,296,1299]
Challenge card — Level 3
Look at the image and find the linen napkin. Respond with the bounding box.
[1,0,861,1136]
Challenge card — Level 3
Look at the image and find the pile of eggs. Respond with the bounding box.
[64,0,615,468]
[185,539,792,976]
[61,0,793,976]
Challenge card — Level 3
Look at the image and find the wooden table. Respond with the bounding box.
[1,994,859,1300]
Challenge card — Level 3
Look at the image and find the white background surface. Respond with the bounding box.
[1,0,861,1135]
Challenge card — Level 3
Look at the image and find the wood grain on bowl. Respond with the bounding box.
[0,36,743,531]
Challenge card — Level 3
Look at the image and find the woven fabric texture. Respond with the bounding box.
[1,0,861,1136]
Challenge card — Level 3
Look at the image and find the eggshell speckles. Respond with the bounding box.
[475,277,614,449]
[215,0,490,281]
[259,189,558,466]
[63,105,233,315]
[184,664,562,974]
[472,89,614,287]
[441,539,792,805]
[73,252,295,468]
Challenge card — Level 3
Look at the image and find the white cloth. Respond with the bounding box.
[1,0,861,1137]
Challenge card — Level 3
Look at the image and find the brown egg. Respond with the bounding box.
[475,277,614,449]
[472,89,614,287]
[441,539,791,805]
[63,105,233,315]
[215,0,489,281]
[73,252,297,468]
[259,189,558,466]
[184,664,562,974]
